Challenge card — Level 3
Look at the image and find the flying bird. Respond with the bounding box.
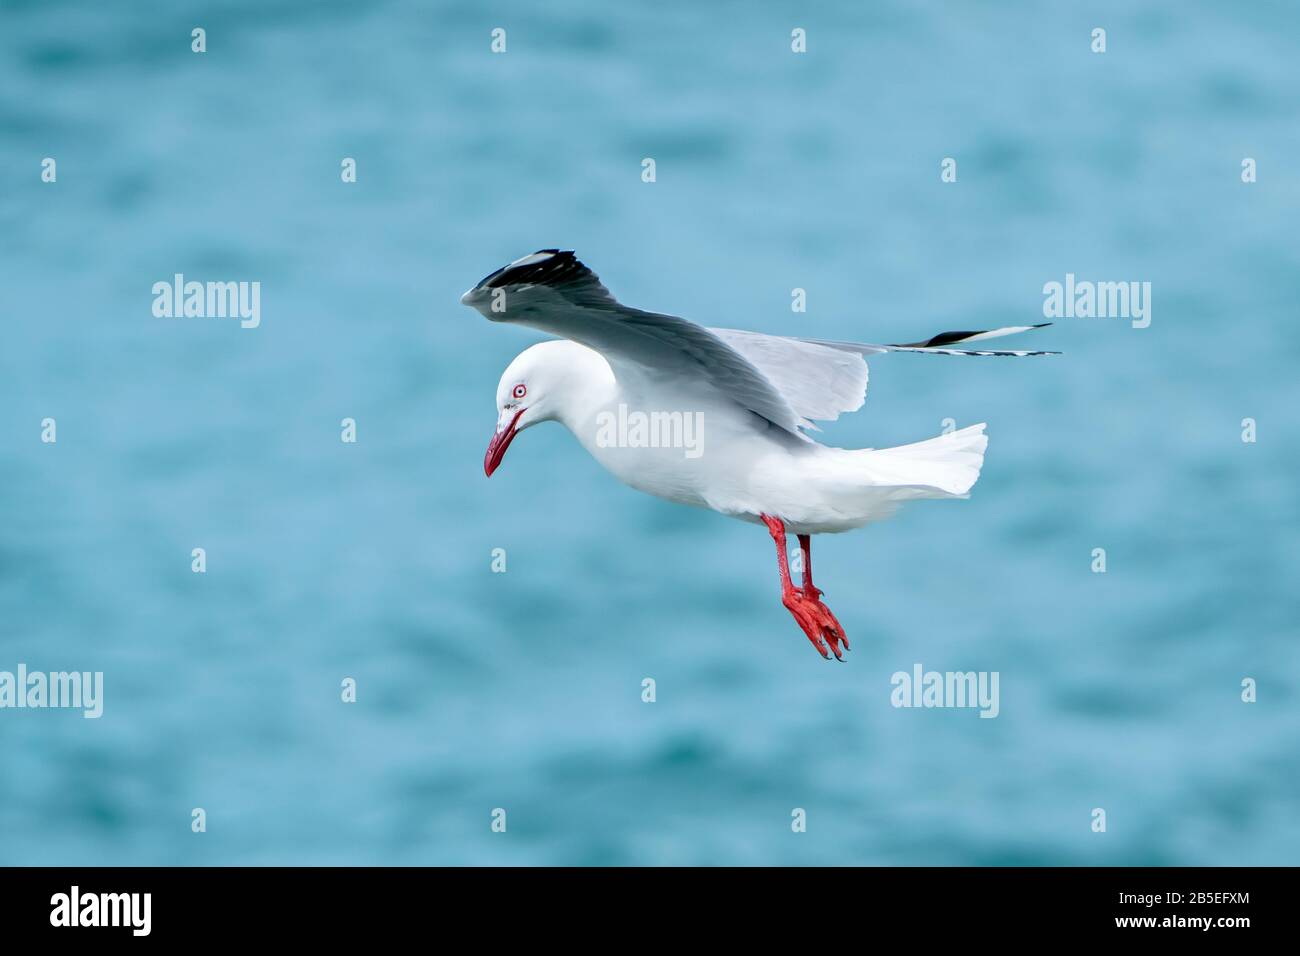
[462,250,1056,660]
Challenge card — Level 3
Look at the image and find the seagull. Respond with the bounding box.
[462,250,1057,660]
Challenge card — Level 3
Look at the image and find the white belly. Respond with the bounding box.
[562,390,983,535]
[569,395,824,521]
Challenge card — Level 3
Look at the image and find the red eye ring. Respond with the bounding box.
[512,383,527,400]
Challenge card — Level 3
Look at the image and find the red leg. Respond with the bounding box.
[762,515,849,660]
[798,533,848,652]
[798,534,820,598]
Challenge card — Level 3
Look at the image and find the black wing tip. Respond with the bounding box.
[905,322,1054,349]
[918,329,981,348]
[479,249,586,290]
[943,349,1061,356]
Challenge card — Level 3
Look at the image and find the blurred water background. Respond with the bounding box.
[2,0,1299,865]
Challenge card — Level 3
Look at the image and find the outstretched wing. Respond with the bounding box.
[706,328,871,428]
[814,323,1059,357]
[462,250,1059,430]
[710,323,1058,425]
[460,250,812,435]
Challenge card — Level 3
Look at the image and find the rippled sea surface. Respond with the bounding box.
[2,0,1298,865]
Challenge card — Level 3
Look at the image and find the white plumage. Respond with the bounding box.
[463,250,1056,658]
[463,249,1053,532]
[706,328,870,427]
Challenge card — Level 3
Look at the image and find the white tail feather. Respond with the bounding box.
[857,423,988,497]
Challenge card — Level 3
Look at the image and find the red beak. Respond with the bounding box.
[485,408,526,477]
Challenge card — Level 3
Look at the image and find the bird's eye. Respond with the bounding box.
[512,383,527,400]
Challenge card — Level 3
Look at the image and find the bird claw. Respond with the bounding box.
[782,590,850,661]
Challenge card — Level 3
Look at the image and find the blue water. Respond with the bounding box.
[2,0,1298,865]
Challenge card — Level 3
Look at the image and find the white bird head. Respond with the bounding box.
[484,340,611,477]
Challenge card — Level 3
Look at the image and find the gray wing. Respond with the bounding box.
[709,323,1057,425]
[706,328,870,427]
[806,323,1059,357]
[460,250,811,435]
